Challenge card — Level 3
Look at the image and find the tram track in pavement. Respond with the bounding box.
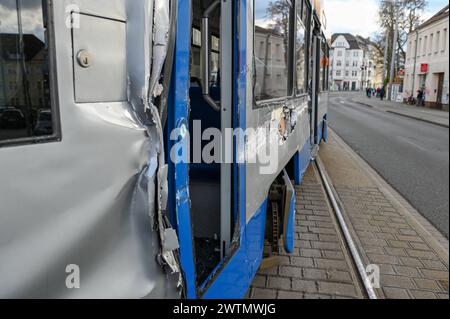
[314,158,378,299]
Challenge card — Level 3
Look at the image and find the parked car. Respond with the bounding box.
[0,108,26,129]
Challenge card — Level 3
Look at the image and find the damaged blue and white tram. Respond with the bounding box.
[0,0,329,298]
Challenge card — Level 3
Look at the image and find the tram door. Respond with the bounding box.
[311,33,320,144]
[188,0,234,287]
[311,31,327,145]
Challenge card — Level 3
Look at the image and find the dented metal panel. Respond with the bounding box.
[245,100,310,221]
[0,0,179,298]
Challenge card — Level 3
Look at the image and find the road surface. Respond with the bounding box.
[328,92,449,237]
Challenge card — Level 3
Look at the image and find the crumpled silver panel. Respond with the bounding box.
[0,0,179,298]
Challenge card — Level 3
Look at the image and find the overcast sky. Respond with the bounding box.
[324,0,449,39]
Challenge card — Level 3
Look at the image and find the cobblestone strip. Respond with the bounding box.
[248,167,364,299]
[319,131,449,299]
[333,184,449,299]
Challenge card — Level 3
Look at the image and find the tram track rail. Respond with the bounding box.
[314,157,378,300]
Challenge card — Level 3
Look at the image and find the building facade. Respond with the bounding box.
[403,5,449,111]
[329,33,381,91]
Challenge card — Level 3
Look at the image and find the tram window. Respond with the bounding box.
[211,35,220,51]
[254,0,293,102]
[0,0,57,146]
[295,19,306,95]
[325,45,330,91]
[192,28,202,46]
[320,42,328,91]
[211,35,220,86]
[302,1,308,23]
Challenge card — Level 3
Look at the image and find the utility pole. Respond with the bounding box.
[388,0,399,101]
[382,32,389,86]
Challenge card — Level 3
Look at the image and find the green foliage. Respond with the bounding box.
[376,0,428,71]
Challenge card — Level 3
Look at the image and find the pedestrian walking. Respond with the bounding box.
[380,86,385,101]
[417,89,424,106]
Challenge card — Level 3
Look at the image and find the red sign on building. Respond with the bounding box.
[420,63,428,73]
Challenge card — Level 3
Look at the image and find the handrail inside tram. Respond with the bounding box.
[201,0,221,112]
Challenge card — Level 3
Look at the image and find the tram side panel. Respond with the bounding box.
[246,0,313,224]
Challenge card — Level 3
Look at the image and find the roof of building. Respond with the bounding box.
[331,33,375,51]
[331,33,361,49]
[0,34,44,61]
[255,25,284,38]
[416,5,449,31]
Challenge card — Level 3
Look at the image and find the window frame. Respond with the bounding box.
[0,0,61,148]
[294,0,310,97]
[252,0,296,107]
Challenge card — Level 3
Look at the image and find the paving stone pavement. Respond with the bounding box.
[248,166,365,299]
[319,131,449,299]
[249,130,449,299]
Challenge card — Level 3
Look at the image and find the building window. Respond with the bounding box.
[429,34,433,55]
[254,0,293,101]
[345,71,349,77]
[336,70,341,76]
[435,31,440,54]
[1,0,58,145]
[346,61,349,67]
[423,36,427,56]
[442,29,447,52]
[336,60,342,67]
[418,38,422,57]
[353,51,358,57]
[337,51,342,57]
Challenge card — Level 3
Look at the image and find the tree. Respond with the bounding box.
[266,0,291,64]
[376,0,427,82]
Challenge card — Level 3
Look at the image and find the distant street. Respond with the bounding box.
[328,92,450,237]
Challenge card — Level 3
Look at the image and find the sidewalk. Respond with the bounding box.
[248,130,449,299]
[319,130,449,299]
[351,94,449,128]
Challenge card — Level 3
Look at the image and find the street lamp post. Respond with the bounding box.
[361,64,368,91]
[388,0,399,101]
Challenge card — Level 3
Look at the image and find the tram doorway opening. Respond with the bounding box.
[188,0,235,287]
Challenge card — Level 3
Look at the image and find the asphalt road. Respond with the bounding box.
[328,92,449,237]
